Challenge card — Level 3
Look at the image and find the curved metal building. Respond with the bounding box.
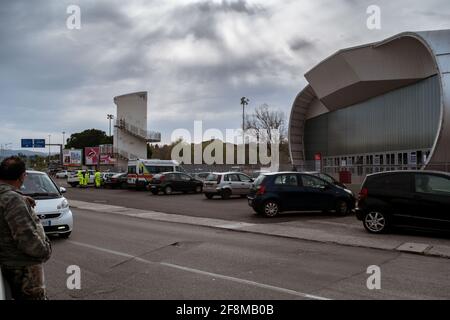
[289,30,450,179]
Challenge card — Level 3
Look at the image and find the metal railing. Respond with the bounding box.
[115,119,161,142]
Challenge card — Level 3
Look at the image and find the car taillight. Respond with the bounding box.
[256,185,266,195]
[359,187,368,200]
[160,175,165,182]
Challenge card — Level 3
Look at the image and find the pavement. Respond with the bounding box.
[46,208,450,300]
[69,199,450,259]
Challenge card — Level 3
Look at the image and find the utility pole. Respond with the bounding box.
[107,114,114,137]
[240,97,249,144]
[62,131,66,149]
[48,134,51,165]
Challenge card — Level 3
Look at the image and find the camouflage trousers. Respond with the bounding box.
[1,264,47,300]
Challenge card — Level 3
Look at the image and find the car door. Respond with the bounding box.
[299,174,335,211]
[411,173,450,230]
[272,174,301,211]
[238,174,253,195]
[179,173,193,191]
[169,173,183,192]
[226,174,241,194]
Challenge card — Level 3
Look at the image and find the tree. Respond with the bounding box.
[65,129,113,149]
[245,104,287,144]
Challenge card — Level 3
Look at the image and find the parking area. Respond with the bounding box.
[59,180,450,257]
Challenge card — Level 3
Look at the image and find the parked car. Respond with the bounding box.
[104,173,128,189]
[55,170,70,179]
[247,172,355,217]
[148,172,203,195]
[203,172,254,199]
[356,170,450,234]
[0,269,5,300]
[20,170,74,238]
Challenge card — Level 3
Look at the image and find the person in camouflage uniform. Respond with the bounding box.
[0,156,52,300]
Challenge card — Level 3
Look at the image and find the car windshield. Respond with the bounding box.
[317,173,336,184]
[20,172,61,198]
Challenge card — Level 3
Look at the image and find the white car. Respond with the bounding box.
[0,269,5,300]
[55,170,69,179]
[20,171,74,238]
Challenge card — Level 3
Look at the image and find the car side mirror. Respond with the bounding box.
[60,187,67,194]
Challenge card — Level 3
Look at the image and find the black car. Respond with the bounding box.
[104,173,128,189]
[148,172,203,195]
[356,170,450,234]
[247,172,355,217]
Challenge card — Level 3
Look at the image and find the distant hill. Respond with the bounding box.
[0,149,50,158]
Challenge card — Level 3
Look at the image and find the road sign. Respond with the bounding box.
[33,139,46,148]
[21,139,33,148]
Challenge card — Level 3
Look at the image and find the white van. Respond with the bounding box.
[127,159,183,189]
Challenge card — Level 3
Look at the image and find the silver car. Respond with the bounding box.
[203,172,254,199]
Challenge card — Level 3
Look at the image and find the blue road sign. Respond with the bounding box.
[33,139,46,148]
[21,139,33,148]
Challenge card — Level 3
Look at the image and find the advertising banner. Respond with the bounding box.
[63,149,82,166]
[85,147,100,165]
[100,154,116,165]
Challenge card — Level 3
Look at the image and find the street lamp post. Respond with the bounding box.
[107,114,114,137]
[240,97,249,144]
[48,134,51,165]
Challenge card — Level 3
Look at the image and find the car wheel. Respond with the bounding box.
[121,182,128,189]
[164,186,173,195]
[195,185,203,194]
[263,201,280,217]
[221,189,231,200]
[69,183,77,188]
[60,231,71,239]
[205,193,214,199]
[335,199,350,216]
[363,210,389,234]
[151,190,158,195]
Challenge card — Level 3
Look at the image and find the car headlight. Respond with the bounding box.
[57,199,69,210]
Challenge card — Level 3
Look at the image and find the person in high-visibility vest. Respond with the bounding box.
[77,170,84,188]
[94,170,102,188]
[84,171,90,188]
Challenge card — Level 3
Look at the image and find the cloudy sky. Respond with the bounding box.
[1,0,450,151]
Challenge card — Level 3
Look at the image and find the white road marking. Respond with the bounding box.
[68,240,331,300]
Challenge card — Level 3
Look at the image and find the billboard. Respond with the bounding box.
[100,154,116,165]
[63,149,82,166]
[99,144,115,165]
[85,147,100,165]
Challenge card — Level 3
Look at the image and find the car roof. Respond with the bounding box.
[26,170,46,175]
[211,172,248,175]
[367,170,450,178]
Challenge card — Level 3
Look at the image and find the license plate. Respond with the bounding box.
[41,220,51,227]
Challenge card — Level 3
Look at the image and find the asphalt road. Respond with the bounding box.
[45,208,450,300]
[60,182,355,224]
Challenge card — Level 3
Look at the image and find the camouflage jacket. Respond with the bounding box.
[0,182,52,266]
